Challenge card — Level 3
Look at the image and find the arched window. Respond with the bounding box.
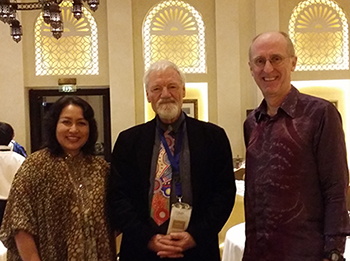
[143,0,206,73]
[35,0,99,76]
[289,0,349,71]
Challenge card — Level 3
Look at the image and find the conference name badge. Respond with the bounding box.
[167,202,192,234]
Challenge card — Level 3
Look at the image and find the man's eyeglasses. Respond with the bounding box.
[251,55,290,68]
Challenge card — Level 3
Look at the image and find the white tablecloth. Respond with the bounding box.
[0,241,6,261]
[222,222,350,261]
[222,222,245,261]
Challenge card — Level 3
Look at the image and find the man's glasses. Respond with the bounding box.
[251,54,289,68]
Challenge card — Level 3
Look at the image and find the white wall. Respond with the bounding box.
[216,0,241,156]
[107,0,136,144]
[0,17,27,148]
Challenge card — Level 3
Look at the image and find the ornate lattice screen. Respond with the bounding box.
[143,0,206,73]
[289,0,349,71]
[35,0,99,76]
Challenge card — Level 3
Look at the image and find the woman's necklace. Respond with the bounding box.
[63,153,98,260]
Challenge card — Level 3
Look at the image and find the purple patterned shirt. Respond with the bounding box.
[243,86,350,260]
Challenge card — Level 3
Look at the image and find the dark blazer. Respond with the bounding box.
[108,116,236,261]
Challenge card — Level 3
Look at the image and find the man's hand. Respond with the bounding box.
[148,234,184,258]
[157,232,196,258]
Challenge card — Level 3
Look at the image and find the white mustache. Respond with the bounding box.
[157,99,176,105]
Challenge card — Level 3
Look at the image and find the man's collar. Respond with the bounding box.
[255,86,299,122]
[156,112,185,133]
[0,145,12,151]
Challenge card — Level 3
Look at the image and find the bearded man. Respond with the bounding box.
[108,60,236,261]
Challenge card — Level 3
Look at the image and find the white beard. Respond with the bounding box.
[156,101,180,121]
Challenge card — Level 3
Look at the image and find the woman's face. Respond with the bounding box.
[56,104,89,156]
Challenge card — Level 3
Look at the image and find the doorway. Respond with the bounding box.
[29,88,112,162]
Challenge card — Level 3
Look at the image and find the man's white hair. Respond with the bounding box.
[143,60,186,90]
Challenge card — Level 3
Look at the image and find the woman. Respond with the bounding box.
[0,96,115,261]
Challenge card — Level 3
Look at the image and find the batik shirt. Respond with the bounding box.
[243,86,350,261]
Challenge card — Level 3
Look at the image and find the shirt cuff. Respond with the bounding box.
[324,235,346,254]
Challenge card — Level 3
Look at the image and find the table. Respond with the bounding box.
[222,222,245,261]
[222,222,350,261]
[218,180,245,252]
[0,241,6,261]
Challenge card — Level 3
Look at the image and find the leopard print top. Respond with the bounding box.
[0,149,115,261]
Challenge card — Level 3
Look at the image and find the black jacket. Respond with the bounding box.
[108,116,236,261]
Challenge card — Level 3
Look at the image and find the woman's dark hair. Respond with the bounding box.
[42,96,98,156]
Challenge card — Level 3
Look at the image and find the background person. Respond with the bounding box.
[243,31,350,261]
[9,139,27,158]
[108,60,235,261]
[0,122,25,224]
[1,122,27,158]
[0,96,115,261]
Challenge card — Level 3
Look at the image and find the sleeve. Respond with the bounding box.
[186,126,236,246]
[0,157,39,251]
[315,103,350,253]
[107,131,155,252]
[13,141,27,158]
[243,110,257,149]
[244,119,252,148]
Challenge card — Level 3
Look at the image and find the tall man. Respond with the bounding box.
[108,60,235,261]
[244,31,350,261]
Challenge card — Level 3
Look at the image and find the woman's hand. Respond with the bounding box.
[15,230,41,261]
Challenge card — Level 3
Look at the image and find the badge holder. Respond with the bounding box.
[167,197,192,234]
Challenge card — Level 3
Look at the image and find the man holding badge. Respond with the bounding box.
[108,60,236,261]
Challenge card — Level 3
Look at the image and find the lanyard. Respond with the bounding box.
[158,124,184,199]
